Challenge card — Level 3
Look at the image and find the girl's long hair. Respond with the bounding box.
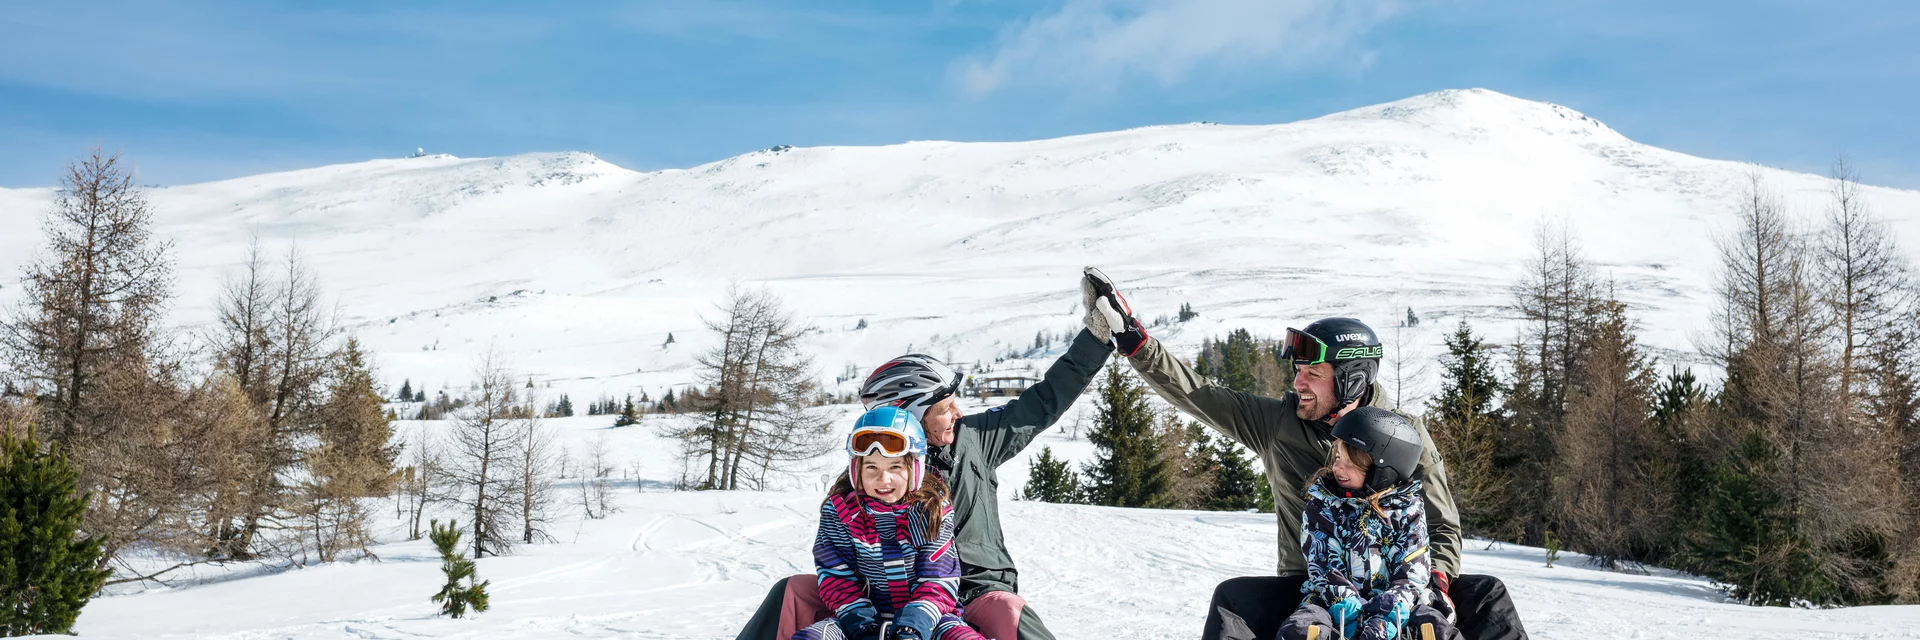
[829,455,950,532]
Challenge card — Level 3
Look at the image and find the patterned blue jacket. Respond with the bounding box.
[1300,476,1430,632]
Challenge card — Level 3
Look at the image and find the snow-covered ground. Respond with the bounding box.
[70,407,1920,639]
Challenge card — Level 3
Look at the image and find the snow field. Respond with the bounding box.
[70,406,1920,639]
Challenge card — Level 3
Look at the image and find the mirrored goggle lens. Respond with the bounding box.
[1284,328,1327,365]
[849,429,912,456]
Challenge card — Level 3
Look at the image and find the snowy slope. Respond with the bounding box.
[67,409,1920,640]
[5,89,1919,407]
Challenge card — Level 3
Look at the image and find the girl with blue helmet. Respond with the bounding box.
[793,407,986,640]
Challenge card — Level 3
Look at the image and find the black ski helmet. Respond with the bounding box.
[1331,407,1422,494]
[1286,317,1383,408]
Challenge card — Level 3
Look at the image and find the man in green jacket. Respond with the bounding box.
[734,329,1112,640]
[1082,267,1527,640]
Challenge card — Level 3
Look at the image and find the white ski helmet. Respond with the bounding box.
[860,354,964,423]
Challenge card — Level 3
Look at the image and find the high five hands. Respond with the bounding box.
[1080,267,1149,356]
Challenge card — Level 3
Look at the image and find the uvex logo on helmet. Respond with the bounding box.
[1335,332,1372,343]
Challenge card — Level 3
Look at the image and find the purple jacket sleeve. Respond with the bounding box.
[814,496,874,615]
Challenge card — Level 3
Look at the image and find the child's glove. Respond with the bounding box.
[836,603,881,640]
[887,602,938,640]
[1357,615,1401,640]
[1327,596,1364,639]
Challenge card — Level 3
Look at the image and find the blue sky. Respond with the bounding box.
[2,0,1917,188]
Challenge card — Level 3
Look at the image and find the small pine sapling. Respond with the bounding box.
[0,426,110,635]
[1544,530,1561,568]
[430,520,491,618]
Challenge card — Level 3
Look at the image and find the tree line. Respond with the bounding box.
[0,150,398,585]
[1429,162,1920,606]
[1021,354,1274,513]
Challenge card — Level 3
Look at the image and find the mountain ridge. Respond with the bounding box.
[3,88,1916,403]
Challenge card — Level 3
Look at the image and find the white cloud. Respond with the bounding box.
[958,0,1403,96]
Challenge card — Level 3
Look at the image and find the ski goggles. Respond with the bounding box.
[1285,328,1385,365]
[1283,328,1330,365]
[847,427,918,457]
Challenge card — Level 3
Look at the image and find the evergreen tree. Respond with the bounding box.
[1219,329,1260,394]
[663,332,675,347]
[1206,438,1264,511]
[429,520,490,618]
[613,395,640,427]
[659,389,677,413]
[1193,337,1216,381]
[1080,369,1173,508]
[1018,446,1081,503]
[0,426,110,635]
[1649,367,1712,567]
[415,389,426,403]
[556,394,574,417]
[398,379,413,403]
[1253,474,1276,513]
[1425,321,1514,539]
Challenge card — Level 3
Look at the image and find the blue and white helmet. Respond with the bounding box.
[845,406,929,491]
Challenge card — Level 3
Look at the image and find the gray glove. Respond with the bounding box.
[1081,267,1149,356]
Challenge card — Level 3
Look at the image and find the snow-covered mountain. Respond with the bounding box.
[4,88,1919,403]
[12,89,1920,639]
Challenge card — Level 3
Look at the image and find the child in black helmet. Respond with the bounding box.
[1279,407,1459,640]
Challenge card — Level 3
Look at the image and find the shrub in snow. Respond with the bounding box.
[429,520,490,618]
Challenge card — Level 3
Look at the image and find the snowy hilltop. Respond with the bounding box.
[4,88,1918,407]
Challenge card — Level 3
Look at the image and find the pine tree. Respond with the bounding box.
[1649,367,1712,567]
[1080,369,1172,508]
[556,394,574,417]
[398,379,413,403]
[429,520,490,618]
[1018,446,1081,503]
[1425,321,1513,539]
[0,426,110,635]
[663,332,675,347]
[613,395,639,427]
[1219,329,1260,394]
[1206,438,1264,511]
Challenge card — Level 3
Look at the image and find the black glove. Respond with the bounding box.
[1082,266,1149,356]
[837,603,881,640]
